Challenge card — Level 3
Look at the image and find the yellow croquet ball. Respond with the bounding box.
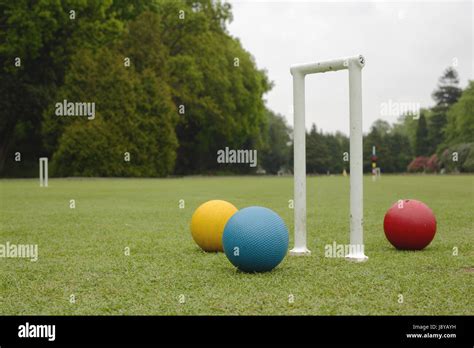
[190,200,238,252]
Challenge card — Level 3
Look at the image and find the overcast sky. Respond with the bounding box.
[227,0,473,134]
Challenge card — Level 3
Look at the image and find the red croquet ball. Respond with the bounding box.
[383,199,437,250]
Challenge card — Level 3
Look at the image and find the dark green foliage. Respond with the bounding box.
[1,0,269,176]
[431,67,462,109]
[324,132,349,174]
[45,38,178,176]
[160,2,270,174]
[363,120,412,173]
[303,125,349,175]
[427,110,447,154]
[443,81,474,146]
[260,110,291,174]
[0,0,124,174]
[428,67,463,153]
[306,125,330,174]
[415,114,430,156]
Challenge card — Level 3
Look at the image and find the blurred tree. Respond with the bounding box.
[392,113,418,151]
[335,131,350,173]
[387,132,412,172]
[364,119,412,173]
[260,110,291,174]
[438,143,474,173]
[415,114,430,156]
[427,110,447,154]
[306,124,330,174]
[432,67,463,109]
[323,133,346,174]
[289,126,349,175]
[155,0,270,174]
[45,44,177,177]
[41,11,178,176]
[0,0,125,175]
[427,67,463,154]
[1,1,271,176]
[443,81,474,146]
[363,121,386,172]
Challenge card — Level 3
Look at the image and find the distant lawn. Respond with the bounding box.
[0,175,472,315]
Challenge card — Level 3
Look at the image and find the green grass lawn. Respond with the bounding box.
[0,175,473,315]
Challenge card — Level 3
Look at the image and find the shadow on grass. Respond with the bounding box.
[215,262,288,277]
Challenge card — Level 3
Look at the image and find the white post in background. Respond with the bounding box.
[289,55,368,261]
[290,71,310,255]
[346,59,368,261]
[39,157,48,187]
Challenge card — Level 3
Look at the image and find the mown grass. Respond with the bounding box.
[0,175,472,315]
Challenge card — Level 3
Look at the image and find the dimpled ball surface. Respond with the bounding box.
[190,200,238,252]
[222,206,289,273]
[383,199,437,250]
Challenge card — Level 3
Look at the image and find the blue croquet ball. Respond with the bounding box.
[222,206,289,273]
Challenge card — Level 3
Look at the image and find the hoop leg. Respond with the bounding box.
[346,62,368,262]
[290,71,311,256]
